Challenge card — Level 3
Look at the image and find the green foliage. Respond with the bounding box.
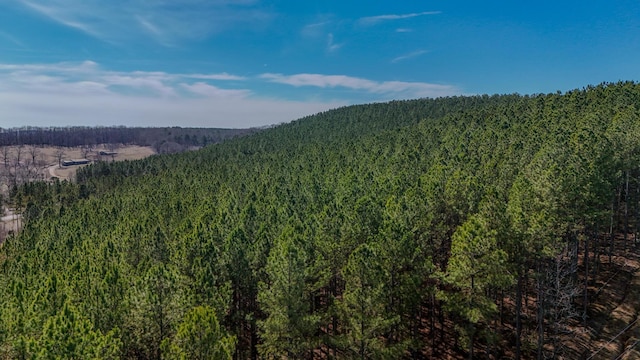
[339,243,401,359]
[442,214,512,323]
[27,303,121,359]
[163,305,235,360]
[439,213,512,352]
[126,263,184,358]
[258,225,319,358]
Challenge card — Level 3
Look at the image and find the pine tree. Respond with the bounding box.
[339,243,399,359]
[163,305,235,360]
[439,214,512,359]
[27,302,121,359]
[258,225,319,359]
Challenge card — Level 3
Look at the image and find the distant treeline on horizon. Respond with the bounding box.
[0,126,259,153]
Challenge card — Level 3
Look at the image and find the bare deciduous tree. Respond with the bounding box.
[9,145,23,187]
[0,146,10,168]
[55,147,66,167]
[36,152,47,169]
[81,145,92,159]
[537,247,580,360]
[14,145,23,166]
[28,145,39,165]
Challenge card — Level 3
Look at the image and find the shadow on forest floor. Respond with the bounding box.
[569,235,640,360]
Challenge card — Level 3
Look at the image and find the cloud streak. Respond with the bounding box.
[14,0,274,45]
[260,73,458,98]
[301,21,332,37]
[0,31,27,47]
[326,33,343,53]
[19,0,106,38]
[359,11,441,25]
[183,73,247,81]
[392,50,428,63]
[0,61,249,98]
[181,82,251,98]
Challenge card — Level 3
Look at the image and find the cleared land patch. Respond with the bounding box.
[0,144,155,241]
[47,145,155,181]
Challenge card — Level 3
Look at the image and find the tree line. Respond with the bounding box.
[0,126,258,151]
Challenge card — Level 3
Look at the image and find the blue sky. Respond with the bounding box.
[1,0,640,128]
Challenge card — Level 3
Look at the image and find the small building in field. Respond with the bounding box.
[62,159,90,166]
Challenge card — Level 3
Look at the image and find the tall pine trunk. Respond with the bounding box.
[624,170,630,252]
[515,270,523,360]
[536,260,544,360]
[583,228,589,327]
[609,193,616,263]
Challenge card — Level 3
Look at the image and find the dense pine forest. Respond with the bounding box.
[2,82,640,359]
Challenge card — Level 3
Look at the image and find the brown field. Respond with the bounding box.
[0,144,155,241]
[45,145,156,181]
[1,144,155,182]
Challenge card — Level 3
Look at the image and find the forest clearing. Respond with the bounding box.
[0,144,155,242]
[44,145,155,181]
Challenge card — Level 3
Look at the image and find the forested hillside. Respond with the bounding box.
[2,82,640,359]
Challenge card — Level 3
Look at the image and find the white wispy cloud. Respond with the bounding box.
[181,82,251,98]
[299,18,345,54]
[301,21,332,37]
[326,33,343,53]
[359,11,441,25]
[0,61,249,98]
[102,74,178,97]
[184,73,247,81]
[391,50,428,63]
[260,73,459,98]
[135,15,164,38]
[0,60,99,73]
[261,73,372,89]
[0,31,27,47]
[14,0,274,45]
[19,0,106,38]
[0,61,345,128]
